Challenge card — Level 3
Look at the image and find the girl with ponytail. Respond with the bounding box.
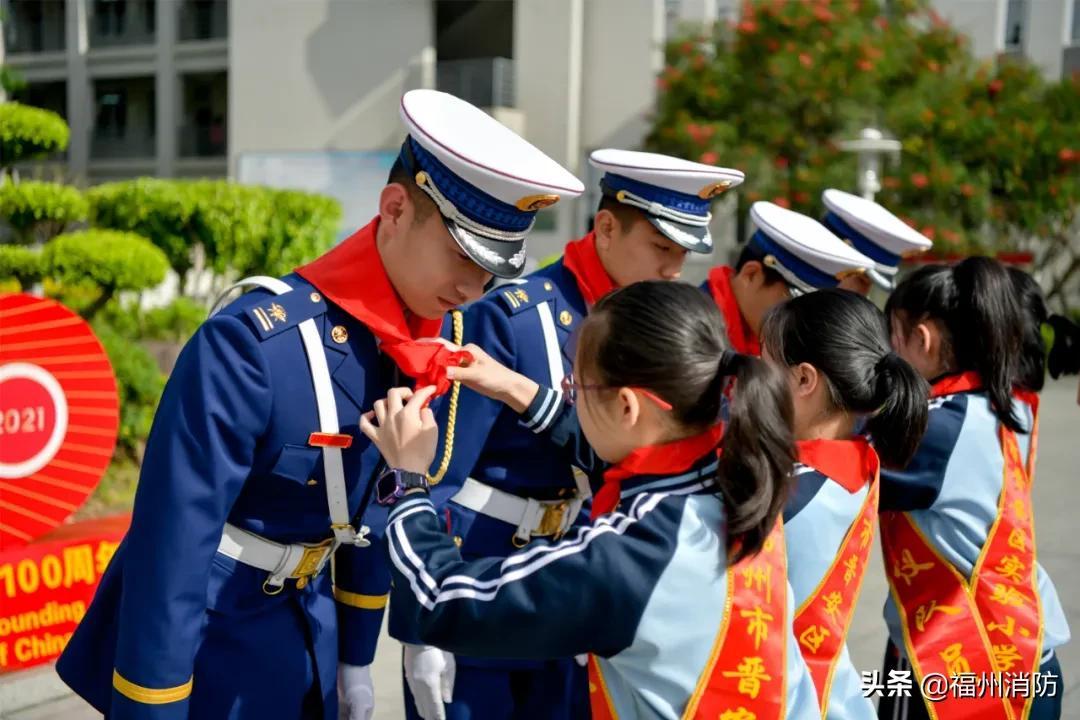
[758,288,928,719]
[878,257,1069,720]
[362,281,822,720]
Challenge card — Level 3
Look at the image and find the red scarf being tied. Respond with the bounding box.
[562,232,617,307]
[706,266,760,357]
[295,218,471,397]
[591,424,726,519]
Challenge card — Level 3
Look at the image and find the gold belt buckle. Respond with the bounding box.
[291,539,333,590]
[536,501,569,539]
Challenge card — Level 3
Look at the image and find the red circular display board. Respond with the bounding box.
[0,294,119,551]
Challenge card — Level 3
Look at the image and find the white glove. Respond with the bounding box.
[575,654,588,667]
[404,644,456,720]
[338,663,374,720]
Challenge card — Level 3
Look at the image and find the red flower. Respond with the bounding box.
[911,173,929,188]
[774,156,790,169]
[857,59,874,72]
[799,53,813,68]
[657,77,669,91]
[1059,148,1076,163]
[773,196,792,209]
[927,60,941,73]
[766,38,780,51]
[793,191,811,204]
[988,79,1004,97]
[875,17,889,30]
[699,151,719,165]
[921,226,937,240]
[812,6,834,22]
[960,183,975,197]
[737,20,758,34]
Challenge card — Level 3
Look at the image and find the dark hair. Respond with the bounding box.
[886,257,1024,431]
[761,289,929,468]
[579,281,796,562]
[592,195,645,233]
[1047,314,1080,380]
[387,158,437,223]
[735,244,787,286]
[1008,267,1050,392]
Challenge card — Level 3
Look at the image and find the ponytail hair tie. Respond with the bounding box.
[718,349,742,375]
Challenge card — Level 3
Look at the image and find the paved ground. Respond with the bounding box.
[4,377,1077,719]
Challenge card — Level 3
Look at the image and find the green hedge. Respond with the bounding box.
[88,179,342,282]
[42,229,169,293]
[0,244,41,288]
[0,102,69,167]
[0,180,88,242]
[91,322,166,460]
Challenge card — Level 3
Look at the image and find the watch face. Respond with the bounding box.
[375,470,404,506]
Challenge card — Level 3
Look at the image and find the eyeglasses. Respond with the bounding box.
[560,374,673,411]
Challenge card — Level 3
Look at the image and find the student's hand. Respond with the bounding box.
[443,343,540,414]
[360,386,438,474]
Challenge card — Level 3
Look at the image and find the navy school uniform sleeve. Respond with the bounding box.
[386,492,685,660]
[519,384,606,478]
[110,314,272,718]
[878,394,967,513]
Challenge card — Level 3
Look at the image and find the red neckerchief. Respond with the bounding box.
[796,438,879,494]
[933,371,1041,421]
[591,424,725,519]
[562,232,617,307]
[929,370,982,398]
[706,265,760,356]
[295,218,471,398]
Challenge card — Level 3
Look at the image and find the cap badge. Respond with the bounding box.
[698,180,733,200]
[516,194,560,212]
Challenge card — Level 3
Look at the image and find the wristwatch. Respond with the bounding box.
[375,468,430,506]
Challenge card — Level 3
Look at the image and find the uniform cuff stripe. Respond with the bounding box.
[521,386,559,431]
[333,587,389,610]
[112,670,192,704]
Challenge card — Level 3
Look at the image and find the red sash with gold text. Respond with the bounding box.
[880,373,1043,720]
[793,442,880,715]
[589,521,788,720]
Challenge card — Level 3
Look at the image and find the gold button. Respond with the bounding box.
[589,682,597,693]
[331,325,348,343]
[295,576,308,589]
[310,292,322,303]
[307,478,318,486]
[453,536,463,548]
[559,310,572,327]
[544,282,553,291]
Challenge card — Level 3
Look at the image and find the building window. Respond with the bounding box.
[2,0,66,54]
[178,0,228,42]
[1004,0,1028,50]
[89,0,155,49]
[434,0,515,108]
[179,72,227,158]
[11,80,67,120]
[91,76,156,160]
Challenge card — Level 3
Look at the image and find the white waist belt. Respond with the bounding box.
[217,523,334,594]
[450,478,585,545]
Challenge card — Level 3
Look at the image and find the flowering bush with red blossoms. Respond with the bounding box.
[649,0,1080,305]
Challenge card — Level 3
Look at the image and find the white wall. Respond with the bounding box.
[228,0,434,167]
